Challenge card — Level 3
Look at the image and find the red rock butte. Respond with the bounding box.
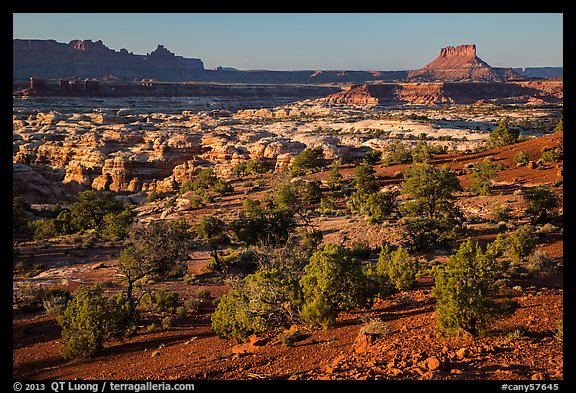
[408,44,520,81]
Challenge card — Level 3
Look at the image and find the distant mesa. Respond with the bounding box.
[407,44,521,82]
[13,39,205,81]
[12,39,561,86]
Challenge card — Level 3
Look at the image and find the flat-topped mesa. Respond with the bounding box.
[408,44,520,81]
[439,44,477,58]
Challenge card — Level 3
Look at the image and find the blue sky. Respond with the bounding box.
[13,13,563,71]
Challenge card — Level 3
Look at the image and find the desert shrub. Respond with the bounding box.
[506,225,536,263]
[554,116,563,133]
[411,140,443,163]
[363,148,382,165]
[468,158,498,196]
[211,268,302,340]
[58,285,135,359]
[273,182,303,214]
[360,318,390,336]
[527,249,557,274]
[327,160,343,191]
[523,185,558,224]
[141,288,180,314]
[349,241,372,260]
[347,190,396,225]
[213,179,234,195]
[539,147,562,165]
[31,210,77,240]
[320,196,336,213]
[161,315,177,329]
[13,196,32,233]
[101,208,135,240]
[196,215,227,243]
[487,118,520,148]
[299,297,334,330]
[432,239,519,336]
[184,274,200,286]
[197,289,212,299]
[536,223,559,234]
[399,216,460,251]
[513,150,530,167]
[70,190,125,231]
[232,159,267,178]
[230,198,296,245]
[491,205,511,222]
[14,284,43,312]
[297,228,324,252]
[382,140,412,166]
[118,219,192,314]
[184,298,202,312]
[377,245,419,291]
[352,163,379,195]
[42,289,71,316]
[300,244,374,328]
[401,163,461,220]
[291,147,325,176]
[303,181,323,204]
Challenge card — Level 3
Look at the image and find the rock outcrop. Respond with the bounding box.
[321,80,563,106]
[408,44,521,81]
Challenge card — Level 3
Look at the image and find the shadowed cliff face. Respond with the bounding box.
[13,39,205,81]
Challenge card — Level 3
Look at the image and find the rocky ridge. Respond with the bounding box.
[321,81,563,106]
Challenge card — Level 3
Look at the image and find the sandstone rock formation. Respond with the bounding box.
[407,44,521,81]
[322,81,562,106]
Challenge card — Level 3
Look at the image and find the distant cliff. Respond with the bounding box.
[13,39,560,85]
[12,39,407,84]
[13,39,205,81]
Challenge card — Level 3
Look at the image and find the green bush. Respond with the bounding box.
[411,140,437,163]
[506,225,536,263]
[327,160,343,191]
[432,239,519,336]
[58,285,135,359]
[101,208,135,240]
[468,158,498,196]
[488,118,520,148]
[377,245,419,291]
[352,163,379,195]
[491,205,511,222]
[513,150,530,167]
[291,147,325,176]
[303,181,323,204]
[299,244,374,328]
[211,268,302,340]
[141,288,180,314]
[539,147,562,165]
[523,185,558,224]
[401,163,461,220]
[347,190,396,225]
[71,190,125,231]
[382,140,412,166]
[363,149,382,165]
